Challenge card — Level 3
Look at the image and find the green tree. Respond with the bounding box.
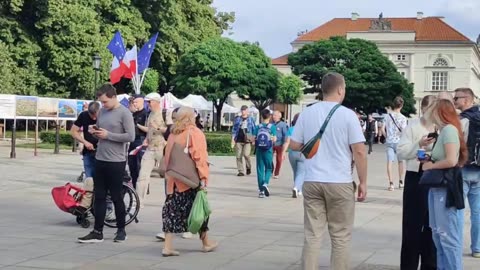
[141,69,160,94]
[174,38,248,130]
[235,42,281,111]
[277,74,304,104]
[288,37,416,115]
[133,0,235,94]
[0,0,233,99]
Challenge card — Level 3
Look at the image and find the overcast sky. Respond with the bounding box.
[213,0,480,58]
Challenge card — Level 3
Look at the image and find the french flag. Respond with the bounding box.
[107,31,127,84]
[122,46,137,79]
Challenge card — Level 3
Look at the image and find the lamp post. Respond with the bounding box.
[92,53,101,92]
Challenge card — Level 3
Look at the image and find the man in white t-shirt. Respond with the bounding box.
[290,72,368,270]
[384,96,408,191]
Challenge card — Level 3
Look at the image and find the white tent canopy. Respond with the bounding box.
[161,92,190,109]
[180,94,212,111]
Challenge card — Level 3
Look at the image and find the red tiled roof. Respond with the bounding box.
[295,17,471,42]
[271,54,290,65]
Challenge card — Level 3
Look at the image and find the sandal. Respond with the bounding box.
[162,249,180,257]
[202,242,218,253]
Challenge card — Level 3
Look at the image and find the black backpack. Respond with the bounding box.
[461,107,480,166]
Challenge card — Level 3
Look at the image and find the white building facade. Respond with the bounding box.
[272,13,480,116]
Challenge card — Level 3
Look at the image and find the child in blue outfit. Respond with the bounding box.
[254,109,277,198]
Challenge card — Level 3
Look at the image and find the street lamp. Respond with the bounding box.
[92,53,101,91]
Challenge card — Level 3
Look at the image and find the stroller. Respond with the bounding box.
[51,172,141,229]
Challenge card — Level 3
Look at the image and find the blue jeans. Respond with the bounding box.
[82,152,96,178]
[288,151,305,191]
[428,188,464,270]
[462,166,480,253]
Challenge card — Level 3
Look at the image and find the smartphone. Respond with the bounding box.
[92,125,100,130]
[427,132,438,139]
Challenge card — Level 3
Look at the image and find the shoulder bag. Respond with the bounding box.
[165,128,201,189]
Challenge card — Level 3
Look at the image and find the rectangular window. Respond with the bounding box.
[397,54,406,61]
[431,71,448,91]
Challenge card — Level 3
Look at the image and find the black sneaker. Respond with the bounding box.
[246,169,251,175]
[78,230,103,243]
[114,229,127,243]
[237,172,245,177]
[263,185,270,197]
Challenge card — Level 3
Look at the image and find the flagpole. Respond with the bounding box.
[139,68,148,92]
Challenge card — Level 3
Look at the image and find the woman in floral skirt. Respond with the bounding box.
[161,106,217,256]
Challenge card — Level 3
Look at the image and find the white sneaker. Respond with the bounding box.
[182,232,194,239]
[156,232,165,241]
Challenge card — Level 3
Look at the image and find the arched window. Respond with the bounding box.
[433,58,449,67]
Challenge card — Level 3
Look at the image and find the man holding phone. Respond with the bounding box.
[78,83,135,244]
[71,102,100,178]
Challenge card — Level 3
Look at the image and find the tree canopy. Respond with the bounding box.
[288,37,415,115]
[277,74,304,105]
[174,38,279,129]
[0,0,234,99]
[236,42,280,111]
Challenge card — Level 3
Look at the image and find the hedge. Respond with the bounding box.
[39,131,236,154]
[40,131,74,146]
[206,136,233,154]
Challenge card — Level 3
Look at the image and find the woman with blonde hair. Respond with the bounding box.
[397,95,437,269]
[422,99,467,269]
[161,106,217,256]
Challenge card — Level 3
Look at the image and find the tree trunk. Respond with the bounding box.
[215,102,224,131]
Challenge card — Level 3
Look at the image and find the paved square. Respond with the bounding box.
[0,145,477,269]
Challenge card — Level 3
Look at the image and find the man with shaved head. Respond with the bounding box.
[272,110,289,179]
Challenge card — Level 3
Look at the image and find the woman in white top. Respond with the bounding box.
[397,95,437,269]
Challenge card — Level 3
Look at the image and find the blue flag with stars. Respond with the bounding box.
[107,31,126,61]
[137,33,159,74]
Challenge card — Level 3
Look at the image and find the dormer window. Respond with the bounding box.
[397,54,406,61]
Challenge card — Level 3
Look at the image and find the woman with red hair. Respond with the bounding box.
[422,99,467,269]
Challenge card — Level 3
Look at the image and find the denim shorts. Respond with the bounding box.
[386,143,399,162]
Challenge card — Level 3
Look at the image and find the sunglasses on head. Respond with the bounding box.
[453,96,467,101]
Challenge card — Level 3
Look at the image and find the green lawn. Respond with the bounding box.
[15,143,72,150]
[3,129,60,139]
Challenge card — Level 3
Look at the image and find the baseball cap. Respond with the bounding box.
[241,105,248,111]
[145,93,161,102]
[131,94,144,99]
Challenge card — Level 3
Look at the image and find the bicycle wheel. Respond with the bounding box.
[103,183,140,228]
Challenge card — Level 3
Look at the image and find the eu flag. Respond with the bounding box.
[137,33,159,74]
[107,31,126,61]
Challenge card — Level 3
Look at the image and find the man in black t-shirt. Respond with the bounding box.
[71,102,100,178]
[128,94,148,188]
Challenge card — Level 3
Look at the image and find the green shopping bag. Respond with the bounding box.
[187,190,211,234]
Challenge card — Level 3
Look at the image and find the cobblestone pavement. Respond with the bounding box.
[0,145,477,269]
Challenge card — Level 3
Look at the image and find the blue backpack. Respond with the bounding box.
[256,124,273,151]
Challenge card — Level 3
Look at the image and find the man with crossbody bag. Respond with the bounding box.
[385,96,408,191]
[289,72,367,270]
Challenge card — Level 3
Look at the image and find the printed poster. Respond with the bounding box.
[16,96,38,118]
[77,101,87,116]
[0,95,16,118]
[37,98,58,118]
[58,99,77,118]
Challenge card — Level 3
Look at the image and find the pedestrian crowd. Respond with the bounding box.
[67,73,479,269]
